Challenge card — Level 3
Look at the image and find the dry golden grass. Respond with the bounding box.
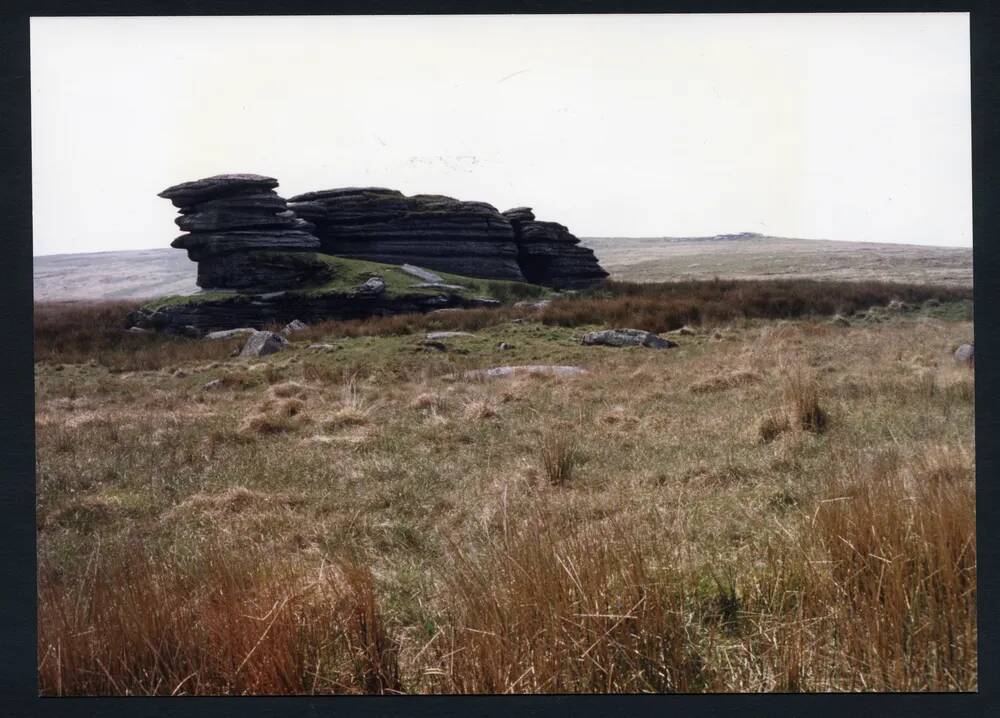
[34,292,975,694]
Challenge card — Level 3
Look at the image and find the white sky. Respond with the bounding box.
[30,13,971,255]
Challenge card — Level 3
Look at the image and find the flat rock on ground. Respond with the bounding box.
[581,328,678,349]
[460,365,587,380]
[204,328,257,340]
[400,264,444,283]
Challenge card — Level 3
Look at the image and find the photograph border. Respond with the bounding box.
[2,1,997,716]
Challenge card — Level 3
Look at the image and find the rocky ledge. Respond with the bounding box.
[126,253,548,333]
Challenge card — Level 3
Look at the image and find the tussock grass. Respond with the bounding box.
[539,430,579,486]
[37,544,401,695]
[35,289,975,694]
[782,366,828,433]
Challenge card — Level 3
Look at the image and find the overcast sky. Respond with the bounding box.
[31,13,971,256]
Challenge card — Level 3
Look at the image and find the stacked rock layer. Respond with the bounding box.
[501,207,610,289]
[287,188,526,281]
[161,174,323,291]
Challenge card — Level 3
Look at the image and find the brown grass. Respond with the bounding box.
[34,291,975,694]
[782,366,828,433]
[34,279,970,370]
[37,544,401,695]
[539,430,579,486]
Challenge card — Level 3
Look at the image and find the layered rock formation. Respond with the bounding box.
[501,207,609,289]
[287,188,526,281]
[161,174,323,291]
[140,174,610,333]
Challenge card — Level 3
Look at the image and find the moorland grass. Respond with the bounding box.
[34,282,976,694]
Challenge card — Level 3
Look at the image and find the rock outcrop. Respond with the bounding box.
[137,174,610,334]
[287,188,525,281]
[502,207,609,289]
[161,174,323,291]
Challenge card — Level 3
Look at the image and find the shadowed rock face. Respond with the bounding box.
[501,208,609,289]
[287,188,526,281]
[161,174,322,291]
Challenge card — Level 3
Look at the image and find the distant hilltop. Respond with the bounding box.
[707,232,766,241]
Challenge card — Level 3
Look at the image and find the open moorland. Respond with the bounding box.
[587,235,973,287]
[35,279,975,694]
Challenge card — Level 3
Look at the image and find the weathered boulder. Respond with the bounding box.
[358,276,386,295]
[955,343,974,366]
[282,319,308,335]
[239,330,289,358]
[581,329,678,349]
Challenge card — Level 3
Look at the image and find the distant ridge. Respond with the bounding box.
[33,233,972,301]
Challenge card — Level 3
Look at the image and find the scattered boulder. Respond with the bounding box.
[667,325,697,336]
[204,327,257,341]
[358,276,386,295]
[126,326,152,334]
[238,330,289,358]
[281,319,308,335]
[497,342,513,351]
[201,379,224,391]
[581,329,678,349]
[887,299,911,311]
[954,343,974,367]
[829,315,851,327]
[308,343,335,351]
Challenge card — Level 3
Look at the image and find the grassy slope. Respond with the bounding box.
[34,297,975,694]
